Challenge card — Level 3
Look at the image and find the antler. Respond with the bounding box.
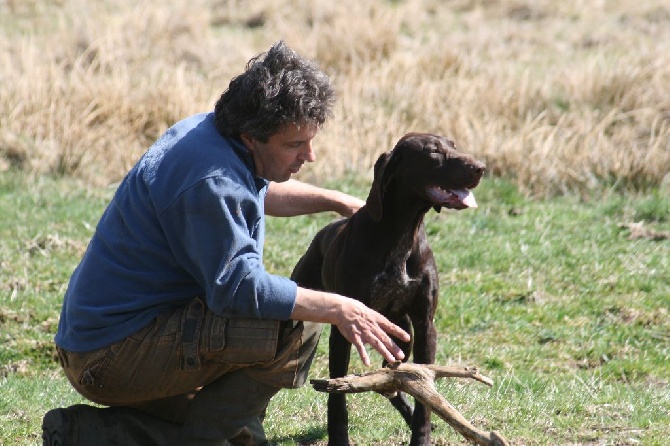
[311,362,510,446]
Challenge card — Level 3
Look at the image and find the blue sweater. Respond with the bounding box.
[55,113,298,352]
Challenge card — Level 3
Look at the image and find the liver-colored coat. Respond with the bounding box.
[291,133,485,445]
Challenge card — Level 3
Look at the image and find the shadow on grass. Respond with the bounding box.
[269,425,327,445]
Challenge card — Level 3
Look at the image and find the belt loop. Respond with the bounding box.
[181,298,205,371]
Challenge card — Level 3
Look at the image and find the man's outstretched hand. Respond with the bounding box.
[292,288,410,366]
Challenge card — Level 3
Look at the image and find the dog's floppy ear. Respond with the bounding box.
[365,150,398,221]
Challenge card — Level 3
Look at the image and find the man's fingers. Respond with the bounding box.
[336,297,411,366]
[368,324,406,362]
[380,319,411,343]
[385,339,406,362]
[373,337,404,364]
[346,327,400,366]
[359,322,407,364]
[353,338,371,367]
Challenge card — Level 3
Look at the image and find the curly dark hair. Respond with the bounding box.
[214,41,336,142]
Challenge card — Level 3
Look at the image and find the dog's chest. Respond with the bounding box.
[360,231,428,317]
[368,266,420,315]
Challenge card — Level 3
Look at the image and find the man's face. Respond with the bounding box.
[241,123,317,183]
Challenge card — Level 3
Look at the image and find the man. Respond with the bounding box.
[42,41,409,445]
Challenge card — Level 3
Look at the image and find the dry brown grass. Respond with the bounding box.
[1,0,669,195]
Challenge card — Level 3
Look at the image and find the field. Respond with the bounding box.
[1,0,669,445]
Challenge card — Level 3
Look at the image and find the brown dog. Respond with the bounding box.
[291,133,485,445]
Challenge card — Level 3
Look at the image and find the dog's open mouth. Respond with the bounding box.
[426,186,477,209]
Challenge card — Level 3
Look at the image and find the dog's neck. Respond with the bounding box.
[363,184,430,312]
[365,181,431,260]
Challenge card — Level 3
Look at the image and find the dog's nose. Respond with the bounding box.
[470,162,485,176]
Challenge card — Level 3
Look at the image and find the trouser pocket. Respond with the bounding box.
[202,315,280,365]
[246,321,323,389]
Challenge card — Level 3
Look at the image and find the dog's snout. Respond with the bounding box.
[470,161,485,176]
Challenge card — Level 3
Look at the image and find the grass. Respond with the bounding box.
[1,171,668,445]
[1,1,669,444]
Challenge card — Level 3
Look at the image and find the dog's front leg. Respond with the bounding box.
[407,318,436,445]
[327,326,353,445]
[386,314,415,427]
[408,287,438,446]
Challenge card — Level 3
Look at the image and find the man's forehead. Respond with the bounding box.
[276,122,318,140]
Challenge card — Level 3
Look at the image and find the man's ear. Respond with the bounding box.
[239,133,255,151]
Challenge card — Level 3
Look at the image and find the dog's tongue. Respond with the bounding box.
[452,189,478,208]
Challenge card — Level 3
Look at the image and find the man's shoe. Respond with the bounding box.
[42,403,182,446]
[42,405,89,446]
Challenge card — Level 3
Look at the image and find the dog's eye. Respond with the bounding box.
[424,143,444,155]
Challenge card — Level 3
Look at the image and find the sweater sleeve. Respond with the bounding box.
[158,175,297,320]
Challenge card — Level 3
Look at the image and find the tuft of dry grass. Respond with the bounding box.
[1,0,669,195]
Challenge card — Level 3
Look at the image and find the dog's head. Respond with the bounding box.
[366,133,485,221]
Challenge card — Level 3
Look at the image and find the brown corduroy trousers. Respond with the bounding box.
[57,298,322,445]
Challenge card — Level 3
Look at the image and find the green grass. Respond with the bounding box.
[1,170,668,445]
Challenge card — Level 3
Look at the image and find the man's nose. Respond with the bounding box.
[300,142,316,162]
